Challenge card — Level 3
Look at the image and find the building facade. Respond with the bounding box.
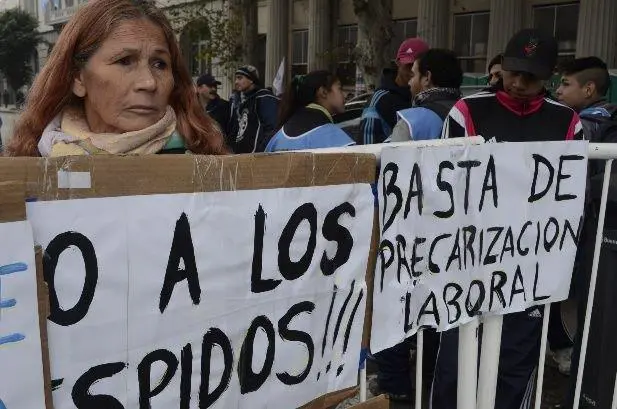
[265,0,616,89]
[19,0,617,93]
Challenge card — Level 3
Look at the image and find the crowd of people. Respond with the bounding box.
[2,0,617,408]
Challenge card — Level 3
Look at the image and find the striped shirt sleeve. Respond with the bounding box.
[441,99,474,139]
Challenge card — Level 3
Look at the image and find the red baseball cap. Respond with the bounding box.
[397,37,429,65]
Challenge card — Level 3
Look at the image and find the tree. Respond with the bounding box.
[352,0,394,88]
[229,0,258,65]
[0,8,40,93]
[166,0,257,76]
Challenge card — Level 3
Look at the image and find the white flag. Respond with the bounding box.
[272,58,286,96]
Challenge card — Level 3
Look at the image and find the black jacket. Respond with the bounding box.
[228,87,280,154]
[442,89,583,142]
[206,97,231,143]
[360,69,412,144]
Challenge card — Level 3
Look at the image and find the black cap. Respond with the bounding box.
[235,65,260,85]
[502,29,558,80]
[196,73,221,87]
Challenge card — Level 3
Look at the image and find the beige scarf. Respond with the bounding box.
[39,106,177,157]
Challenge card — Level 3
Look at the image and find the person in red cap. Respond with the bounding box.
[362,42,436,403]
[360,37,429,145]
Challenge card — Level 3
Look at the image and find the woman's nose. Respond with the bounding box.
[134,64,157,92]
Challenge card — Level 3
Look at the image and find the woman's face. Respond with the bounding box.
[323,81,346,115]
[72,18,174,133]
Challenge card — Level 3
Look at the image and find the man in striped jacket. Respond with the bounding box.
[433,29,583,409]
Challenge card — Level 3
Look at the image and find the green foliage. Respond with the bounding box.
[166,0,243,74]
[0,8,40,91]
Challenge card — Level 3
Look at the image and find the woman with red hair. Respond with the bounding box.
[7,0,226,156]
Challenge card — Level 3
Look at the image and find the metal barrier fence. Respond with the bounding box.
[305,140,617,409]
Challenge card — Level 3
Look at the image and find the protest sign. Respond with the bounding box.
[371,141,588,353]
[0,185,47,409]
[0,153,375,409]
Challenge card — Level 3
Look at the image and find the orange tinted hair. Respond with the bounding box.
[7,0,227,156]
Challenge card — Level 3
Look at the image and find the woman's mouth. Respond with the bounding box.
[126,105,158,114]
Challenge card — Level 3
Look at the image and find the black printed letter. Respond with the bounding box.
[382,162,402,233]
[252,204,282,293]
[279,203,317,281]
[434,161,455,218]
[404,163,423,217]
[277,301,316,385]
[180,344,192,409]
[200,328,233,408]
[138,350,178,409]
[533,262,550,302]
[44,231,98,326]
[238,316,276,394]
[379,240,395,291]
[555,155,584,201]
[72,363,126,409]
[321,202,355,276]
[417,292,440,326]
[466,280,486,316]
[509,266,527,306]
[458,160,481,214]
[443,283,463,324]
[529,154,555,203]
[160,213,201,313]
[479,155,498,211]
[489,271,507,310]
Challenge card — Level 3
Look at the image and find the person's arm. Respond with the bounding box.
[375,94,400,132]
[389,120,412,142]
[257,95,279,133]
[254,95,280,152]
[441,99,475,139]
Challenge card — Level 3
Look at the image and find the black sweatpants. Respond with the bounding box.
[431,308,543,409]
[373,329,440,396]
[569,227,617,409]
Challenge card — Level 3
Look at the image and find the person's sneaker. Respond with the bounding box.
[552,347,573,376]
[367,376,413,403]
[386,392,413,402]
[367,376,382,398]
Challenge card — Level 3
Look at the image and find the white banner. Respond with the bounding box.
[27,184,373,409]
[372,141,588,353]
[0,221,46,409]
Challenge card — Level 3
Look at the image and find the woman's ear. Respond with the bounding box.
[72,71,86,98]
[317,85,328,101]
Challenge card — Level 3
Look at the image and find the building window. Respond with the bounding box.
[337,25,358,86]
[292,29,308,77]
[337,25,358,63]
[533,3,579,63]
[391,19,418,58]
[179,19,211,78]
[189,40,212,77]
[453,12,490,73]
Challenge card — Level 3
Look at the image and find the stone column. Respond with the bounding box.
[265,0,289,86]
[487,0,523,64]
[308,0,331,71]
[417,0,449,48]
[576,0,617,67]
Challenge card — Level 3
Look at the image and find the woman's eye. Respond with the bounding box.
[153,60,168,70]
[116,56,131,66]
